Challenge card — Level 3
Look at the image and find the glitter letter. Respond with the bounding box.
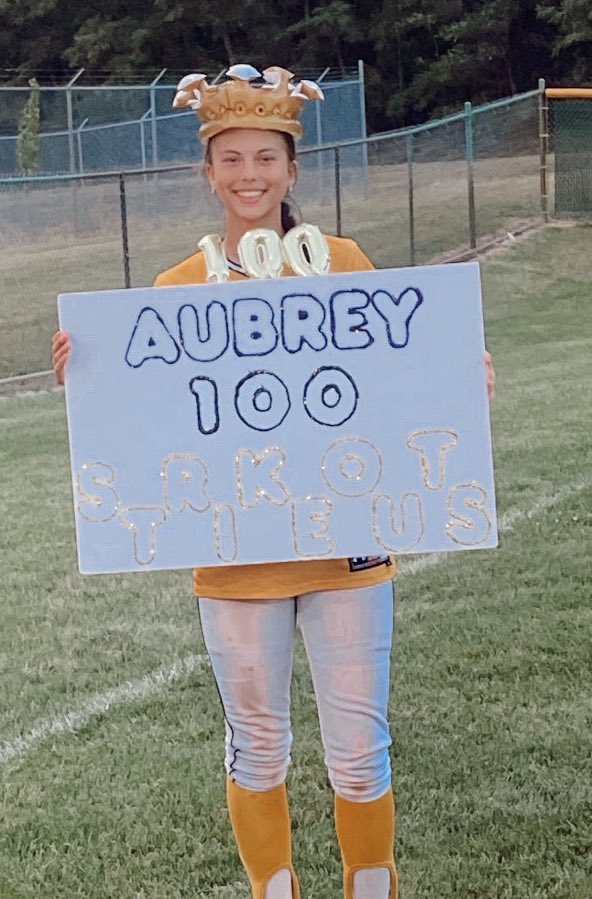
[446,483,492,546]
[291,497,334,556]
[235,447,290,508]
[321,437,382,497]
[161,453,210,513]
[372,493,424,552]
[76,461,119,522]
[214,503,238,562]
[407,429,458,491]
[119,506,166,565]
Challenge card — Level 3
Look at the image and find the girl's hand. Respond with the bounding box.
[484,350,495,401]
[52,330,71,385]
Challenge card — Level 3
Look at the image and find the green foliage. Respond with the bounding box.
[1,0,592,132]
[537,0,592,81]
[16,77,41,176]
[284,0,359,70]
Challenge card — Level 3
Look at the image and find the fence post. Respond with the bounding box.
[150,69,167,168]
[334,146,342,236]
[464,101,477,249]
[66,69,84,174]
[358,59,369,197]
[538,78,549,223]
[140,109,151,172]
[76,118,88,175]
[119,173,131,288]
[406,133,415,265]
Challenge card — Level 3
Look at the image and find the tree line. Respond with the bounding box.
[1,0,591,132]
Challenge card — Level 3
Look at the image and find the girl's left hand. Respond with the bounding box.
[484,350,495,401]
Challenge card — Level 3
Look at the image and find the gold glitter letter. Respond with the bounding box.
[406,429,458,491]
[321,437,382,497]
[76,462,119,522]
[119,506,166,565]
[291,497,334,556]
[235,447,290,509]
[214,503,238,562]
[162,453,210,513]
[445,482,492,546]
[372,492,424,552]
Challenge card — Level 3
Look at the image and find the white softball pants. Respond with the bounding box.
[198,582,394,801]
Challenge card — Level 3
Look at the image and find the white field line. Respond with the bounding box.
[1,479,590,768]
[0,653,208,766]
[396,477,591,579]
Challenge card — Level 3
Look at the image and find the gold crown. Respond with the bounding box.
[173,64,324,143]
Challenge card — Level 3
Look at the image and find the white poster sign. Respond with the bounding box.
[58,262,497,574]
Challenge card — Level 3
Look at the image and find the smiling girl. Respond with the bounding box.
[53,64,494,899]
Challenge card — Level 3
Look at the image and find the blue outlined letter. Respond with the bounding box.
[372,287,423,348]
[235,371,291,431]
[303,366,359,427]
[189,377,220,434]
[330,290,374,350]
[179,302,229,362]
[281,293,327,353]
[233,299,278,356]
[125,307,180,367]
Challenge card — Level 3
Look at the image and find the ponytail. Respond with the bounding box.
[281,195,303,232]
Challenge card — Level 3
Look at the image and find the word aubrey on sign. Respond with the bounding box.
[59,259,497,574]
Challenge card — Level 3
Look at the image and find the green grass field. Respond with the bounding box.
[1,224,591,898]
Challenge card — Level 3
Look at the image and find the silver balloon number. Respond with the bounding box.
[198,234,230,283]
[199,225,331,281]
[282,224,330,276]
[237,229,284,279]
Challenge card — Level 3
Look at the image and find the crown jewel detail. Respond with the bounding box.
[173,65,324,143]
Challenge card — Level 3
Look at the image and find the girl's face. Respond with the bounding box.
[206,128,297,231]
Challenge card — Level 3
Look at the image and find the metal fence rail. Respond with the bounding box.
[0,87,552,382]
[0,65,367,177]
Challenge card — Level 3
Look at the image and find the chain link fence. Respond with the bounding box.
[1,87,549,383]
[0,66,366,176]
[545,91,592,215]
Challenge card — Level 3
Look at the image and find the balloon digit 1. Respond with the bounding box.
[198,234,230,283]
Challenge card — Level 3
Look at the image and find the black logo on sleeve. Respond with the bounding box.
[348,555,392,573]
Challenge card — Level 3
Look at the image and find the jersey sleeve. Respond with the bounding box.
[327,235,376,274]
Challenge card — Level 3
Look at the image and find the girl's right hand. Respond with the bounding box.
[52,330,71,385]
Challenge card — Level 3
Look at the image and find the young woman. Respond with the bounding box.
[53,65,495,899]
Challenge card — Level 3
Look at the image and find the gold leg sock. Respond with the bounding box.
[335,789,398,899]
[226,778,300,899]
